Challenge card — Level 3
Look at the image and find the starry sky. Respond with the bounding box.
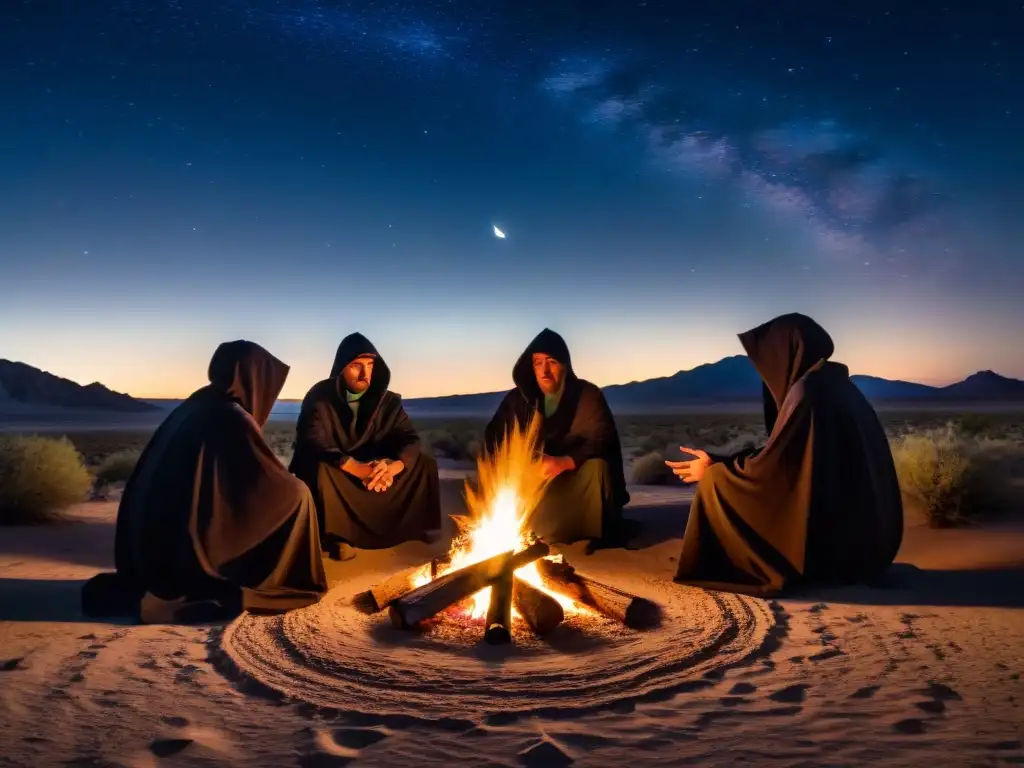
[1,0,1021,399]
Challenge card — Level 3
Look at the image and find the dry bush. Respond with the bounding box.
[94,450,140,486]
[890,423,1022,527]
[0,435,92,524]
[630,451,672,485]
[64,429,154,468]
[711,431,763,457]
[418,419,487,462]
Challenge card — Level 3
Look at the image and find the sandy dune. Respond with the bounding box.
[1,479,1023,767]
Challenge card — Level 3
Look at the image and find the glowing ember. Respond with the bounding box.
[413,413,586,621]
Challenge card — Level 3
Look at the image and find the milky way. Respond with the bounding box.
[1,0,1021,394]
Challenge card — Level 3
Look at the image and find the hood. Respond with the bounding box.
[512,328,577,400]
[738,313,834,411]
[330,332,391,398]
[207,340,289,427]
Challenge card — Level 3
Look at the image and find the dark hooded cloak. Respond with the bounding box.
[674,313,904,595]
[82,341,327,621]
[289,333,440,549]
[484,329,630,520]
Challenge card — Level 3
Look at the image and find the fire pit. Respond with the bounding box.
[354,415,660,643]
[215,414,777,720]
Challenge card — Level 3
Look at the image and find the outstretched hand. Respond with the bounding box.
[664,447,711,484]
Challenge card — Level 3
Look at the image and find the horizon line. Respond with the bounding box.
[130,360,1012,401]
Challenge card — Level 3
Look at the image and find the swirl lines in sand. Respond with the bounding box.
[217,569,776,722]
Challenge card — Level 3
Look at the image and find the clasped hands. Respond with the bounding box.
[342,457,405,492]
[664,447,711,484]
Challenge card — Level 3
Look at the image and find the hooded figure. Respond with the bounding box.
[673,314,904,595]
[81,341,327,623]
[484,329,631,548]
[289,333,440,556]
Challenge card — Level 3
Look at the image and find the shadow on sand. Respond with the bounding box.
[0,577,133,623]
[621,502,690,550]
[0,518,116,570]
[793,562,1024,609]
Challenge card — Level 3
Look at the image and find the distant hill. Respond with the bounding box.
[401,356,1024,414]
[937,370,1024,401]
[0,360,158,413]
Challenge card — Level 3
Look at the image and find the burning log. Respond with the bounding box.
[353,560,439,614]
[536,557,661,629]
[389,541,549,629]
[512,577,564,636]
[483,569,514,645]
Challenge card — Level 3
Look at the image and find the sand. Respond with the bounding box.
[2,478,1023,767]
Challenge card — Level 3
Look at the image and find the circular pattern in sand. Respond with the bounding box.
[218,568,775,722]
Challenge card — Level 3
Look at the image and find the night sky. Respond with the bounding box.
[1,1,1021,399]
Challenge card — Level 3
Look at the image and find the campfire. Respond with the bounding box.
[355,415,659,643]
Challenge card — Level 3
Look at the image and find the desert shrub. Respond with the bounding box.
[890,423,1021,527]
[423,430,479,461]
[0,435,93,524]
[954,413,1009,440]
[631,451,672,485]
[712,432,762,457]
[94,450,140,486]
[638,432,672,455]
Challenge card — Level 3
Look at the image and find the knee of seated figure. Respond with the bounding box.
[576,458,610,478]
[419,452,438,473]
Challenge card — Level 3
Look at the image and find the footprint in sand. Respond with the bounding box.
[519,738,574,767]
[809,648,845,662]
[330,728,390,750]
[893,718,926,735]
[719,696,748,707]
[1,657,25,671]
[729,682,757,695]
[921,682,962,701]
[173,665,206,687]
[303,726,392,766]
[160,716,190,728]
[769,684,809,704]
[149,738,194,758]
[916,699,945,714]
[849,685,881,700]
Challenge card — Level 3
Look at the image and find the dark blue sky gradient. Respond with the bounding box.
[1,0,1021,397]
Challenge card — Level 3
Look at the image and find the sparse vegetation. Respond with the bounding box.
[0,435,92,524]
[890,423,1024,528]
[17,409,1020,524]
[630,451,671,485]
[94,450,140,487]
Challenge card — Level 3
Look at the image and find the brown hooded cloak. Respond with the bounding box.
[674,314,904,595]
[289,333,440,549]
[484,329,630,543]
[82,341,327,621]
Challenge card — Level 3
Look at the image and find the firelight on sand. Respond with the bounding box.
[414,413,584,619]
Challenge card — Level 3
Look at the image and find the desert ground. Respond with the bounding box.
[1,411,1023,767]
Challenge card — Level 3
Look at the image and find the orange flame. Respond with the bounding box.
[417,412,584,620]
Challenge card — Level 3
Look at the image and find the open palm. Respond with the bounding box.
[664,447,711,484]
